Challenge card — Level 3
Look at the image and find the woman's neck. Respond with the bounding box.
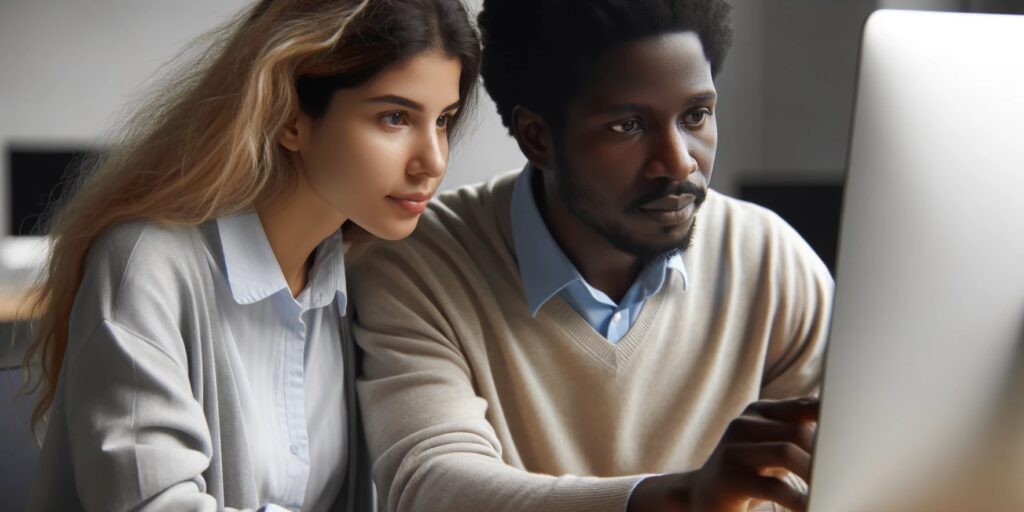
[257,173,346,298]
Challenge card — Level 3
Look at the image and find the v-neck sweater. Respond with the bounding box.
[349,169,834,512]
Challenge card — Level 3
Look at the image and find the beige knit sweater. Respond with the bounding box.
[349,170,833,512]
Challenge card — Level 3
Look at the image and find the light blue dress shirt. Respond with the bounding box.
[216,213,348,512]
[509,166,688,343]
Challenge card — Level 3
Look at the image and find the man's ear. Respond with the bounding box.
[279,112,311,152]
[512,106,555,169]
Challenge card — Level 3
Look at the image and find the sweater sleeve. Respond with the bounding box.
[351,247,644,512]
[758,213,835,400]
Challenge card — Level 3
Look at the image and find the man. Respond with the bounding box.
[349,0,833,511]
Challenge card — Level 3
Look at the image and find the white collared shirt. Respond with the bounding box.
[216,213,348,512]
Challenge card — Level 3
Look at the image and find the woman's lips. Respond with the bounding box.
[388,194,431,214]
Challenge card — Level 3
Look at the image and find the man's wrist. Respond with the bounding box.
[626,472,693,512]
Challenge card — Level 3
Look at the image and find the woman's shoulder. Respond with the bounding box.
[80,220,211,312]
[89,220,204,270]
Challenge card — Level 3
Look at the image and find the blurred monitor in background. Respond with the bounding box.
[0,146,94,277]
[7,147,94,236]
[739,184,843,273]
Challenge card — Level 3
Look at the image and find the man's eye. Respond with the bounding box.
[610,119,642,134]
[381,112,406,126]
[682,108,713,127]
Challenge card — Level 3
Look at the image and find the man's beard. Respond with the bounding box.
[555,164,706,265]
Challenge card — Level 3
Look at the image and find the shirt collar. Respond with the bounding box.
[510,165,586,316]
[509,165,688,316]
[216,212,347,311]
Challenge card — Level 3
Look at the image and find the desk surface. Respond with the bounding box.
[0,287,37,323]
[0,288,35,369]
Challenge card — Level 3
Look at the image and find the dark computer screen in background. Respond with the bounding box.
[739,183,843,274]
[7,147,99,236]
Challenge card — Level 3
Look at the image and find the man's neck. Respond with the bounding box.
[535,171,641,303]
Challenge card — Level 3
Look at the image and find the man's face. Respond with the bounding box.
[550,31,717,262]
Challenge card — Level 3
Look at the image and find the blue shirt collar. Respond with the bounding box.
[509,165,688,317]
[216,212,347,311]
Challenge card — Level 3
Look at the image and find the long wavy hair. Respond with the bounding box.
[22,0,481,429]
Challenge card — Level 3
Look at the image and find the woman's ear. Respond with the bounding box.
[511,106,555,170]
[279,112,310,152]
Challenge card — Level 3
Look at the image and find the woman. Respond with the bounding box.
[22,0,480,510]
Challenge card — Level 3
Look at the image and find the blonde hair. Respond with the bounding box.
[22,0,481,428]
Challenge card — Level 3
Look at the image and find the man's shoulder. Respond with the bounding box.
[384,169,517,248]
[700,189,806,244]
[696,190,829,277]
[424,169,519,233]
[352,170,521,280]
[702,189,786,227]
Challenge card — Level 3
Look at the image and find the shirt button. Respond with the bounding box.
[612,312,623,322]
[290,443,300,455]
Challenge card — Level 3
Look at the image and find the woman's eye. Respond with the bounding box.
[381,112,406,127]
[436,114,452,129]
[610,119,642,134]
[682,108,713,127]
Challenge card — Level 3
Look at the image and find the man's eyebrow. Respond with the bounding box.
[596,92,718,115]
[687,92,718,105]
[365,95,461,112]
[600,103,650,115]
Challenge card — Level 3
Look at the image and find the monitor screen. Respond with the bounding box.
[7,147,99,236]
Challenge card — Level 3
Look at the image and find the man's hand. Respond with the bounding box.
[628,398,819,512]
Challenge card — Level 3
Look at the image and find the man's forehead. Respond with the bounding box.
[577,32,716,106]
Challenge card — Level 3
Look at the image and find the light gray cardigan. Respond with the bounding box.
[29,220,372,511]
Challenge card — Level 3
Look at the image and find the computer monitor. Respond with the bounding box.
[0,146,95,275]
[6,146,94,236]
[809,10,1024,511]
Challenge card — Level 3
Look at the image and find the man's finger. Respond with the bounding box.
[745,398,819,424]
[739,472,809,512]
[722,441,813,482]
[724,415,816,453]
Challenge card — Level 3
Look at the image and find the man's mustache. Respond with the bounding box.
[628,182,707,211]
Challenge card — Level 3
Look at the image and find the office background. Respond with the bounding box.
[2,1,1022,510]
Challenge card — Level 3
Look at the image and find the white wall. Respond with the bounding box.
[879,0,964,9]
[709,0,767,195]
[0,0,523,236]
[711,0,877,195]
[444,0,527,189]
[0,0,891,233]
[0,0,252,234]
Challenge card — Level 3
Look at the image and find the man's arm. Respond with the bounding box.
[760,212,835,399]
[352,257,645,512]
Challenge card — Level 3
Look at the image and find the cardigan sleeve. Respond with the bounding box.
[31,220,274,512]
[59,319,263,512]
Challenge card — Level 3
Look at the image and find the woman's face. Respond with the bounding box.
[284,50,463,240]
